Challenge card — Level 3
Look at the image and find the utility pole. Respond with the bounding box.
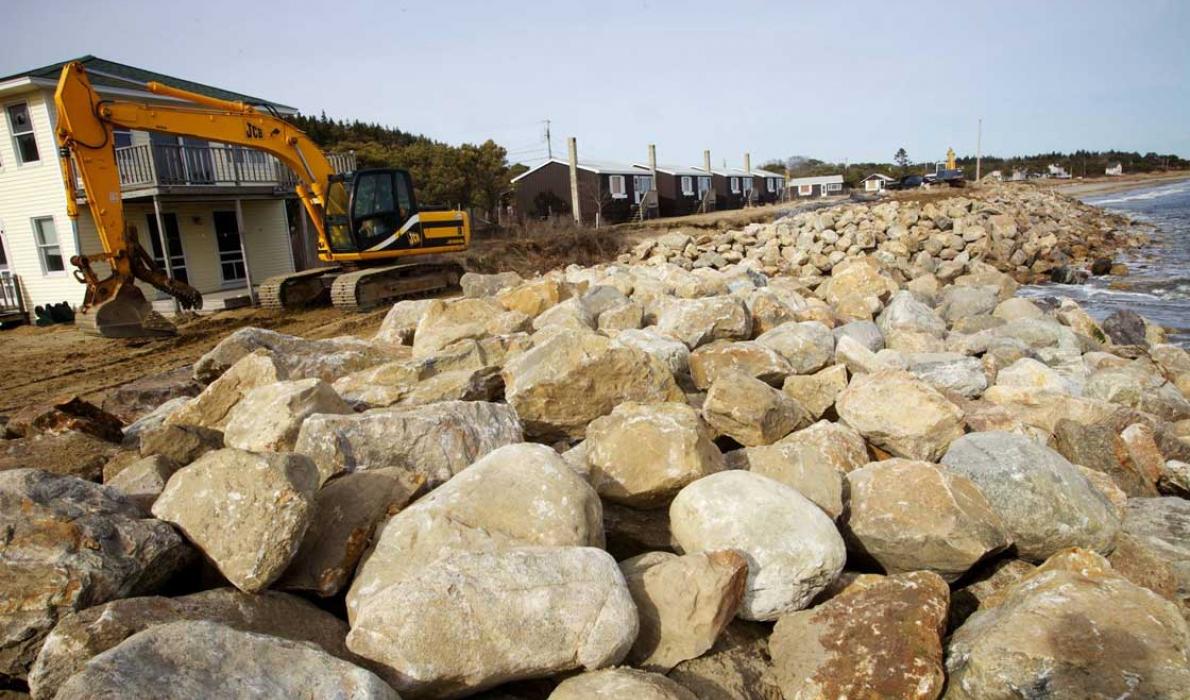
[568,137,582,226]
[975,118,983,183]
[545,120,552,160]
[702,149,714,213]
[743,152,751,207]
[647,144,658,217]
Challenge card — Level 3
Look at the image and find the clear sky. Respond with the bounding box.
[3,0,1187,168]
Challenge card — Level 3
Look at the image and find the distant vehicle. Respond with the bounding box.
[886,175,925,190]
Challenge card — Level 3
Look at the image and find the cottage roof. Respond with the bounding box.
[787,174,845,186]
[510,158,648,183]
[691,166,752,177]
[862,173,895,182]
[634,163,706,176]
[750,168,785,179]
[0,55,297,113]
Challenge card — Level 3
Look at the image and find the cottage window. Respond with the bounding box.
[608,175,627,199]
[33,217,64,274]
[742,177,753,193]
[730,177,740,194]
[799,184,813,196]
[825,183,842,192]
[698,177,711,197]
[7,103,40,164]
[681,176,694,196]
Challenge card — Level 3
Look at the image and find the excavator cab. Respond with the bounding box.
[325,168,421,254]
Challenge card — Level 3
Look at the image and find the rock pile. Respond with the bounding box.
[1,186,1188,698]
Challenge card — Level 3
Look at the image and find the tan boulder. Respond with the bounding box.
[278,469,421,597]
[585,402,725,507]
[551,668,698,699]
[689,341,792,390]
[837,369,965,461]
[816,258,898,308]
[166,351,288,430]
[620,551,748,672]
[105,455,180,512]
[655,296,752,349]
[347,547,637,698]
[703,372,810,446]
[770,572,950,700]
[294,400,522,486]
[373,298,434,345]
[152,449,318,593]
[346,443,604,620]
[503,330,683,439]
[667,620,783,700]
[844,459,1010,580]
[497,277,566,317]
[413,297,531,358]
[781,364,848,419]
[223,378,351,452]
[191,327,397,384]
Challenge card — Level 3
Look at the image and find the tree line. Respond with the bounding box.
[287,112,510,217]
[762,150,1188,185]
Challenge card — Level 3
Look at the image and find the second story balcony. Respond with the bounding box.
[77,142,357,200]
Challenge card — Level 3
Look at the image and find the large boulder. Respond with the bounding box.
[166,351,288,430]
[347,547,637,698]
[0,431,118,481]
[192,327,395,383]
[105,455,179,512]
[99,366,202,424]
[294,400,522,486]
[460,271,522,299]
[688,341,791,389]
[496,277,567,317]
[937,285,999,323]
[877,290,947,338]
[1053,419,1160,497]
[503,331,682,439]
[843,459,1009,580]
[347,444,604,620]
[1121,497,1190,613]
[836,369,965,461]
[223,378,350,452]
[781,364,848,420]
[906,354,988,398]
[373,298,434,345]
[612,328,692,377]
[151,449,318,593]
[585,402,725,507]
[620,551,748,672]
[727,421,866,519]
[0,470,190,678]
[702,372,810,447]
[770,572,950,700]
[137,423,222,466]
[945,552,1190,699]
[754,322,835,375]
[55,620,398,700]
[669,471,846,621]
[412,297,531,358]
[655,296,752,349]
[28,588,366,700]
[816,259,898,309]
[278,469,421,597]
[551,668,697,699]
[940,432,1120,561]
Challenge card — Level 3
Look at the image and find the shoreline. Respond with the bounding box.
[1051,171,1190,198]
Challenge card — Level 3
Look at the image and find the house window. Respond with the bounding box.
[681,176,694,196]
[7,103,40,164]
[113,128,133,149]
[697,176,711,197]
[742,177,753,193]
[825,183,842,192]
[730,177,740,194]
[33,217,64,273]
[608,175,627,199]
[799,184,813,196]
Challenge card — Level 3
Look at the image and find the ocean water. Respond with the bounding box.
[1017,179,1190,346]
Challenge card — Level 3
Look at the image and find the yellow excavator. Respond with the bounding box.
[54,61,469,337]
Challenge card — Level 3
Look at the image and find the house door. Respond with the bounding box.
[213,211,247,285]
[145,213,189,284]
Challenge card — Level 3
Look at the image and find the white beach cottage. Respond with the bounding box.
[0,56,354,321]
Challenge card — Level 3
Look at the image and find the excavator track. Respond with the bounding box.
[329,261,463,311]
[258,267,341,309]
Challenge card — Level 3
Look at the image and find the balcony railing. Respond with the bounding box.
[82,144,357,193]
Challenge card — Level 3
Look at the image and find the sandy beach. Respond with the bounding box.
[1054,170,1190,197]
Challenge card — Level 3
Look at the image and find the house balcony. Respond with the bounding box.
[76,143,357,200]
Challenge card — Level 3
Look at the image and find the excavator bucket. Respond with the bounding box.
[76,284,178,338]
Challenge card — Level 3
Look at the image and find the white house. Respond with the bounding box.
[861,173,895,192]
[0,55,353,320]
[1105,162,1123,176]
[787,174,845,198]
[1047,163,1071,179]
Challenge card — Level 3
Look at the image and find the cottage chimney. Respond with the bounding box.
[744,152,751,174]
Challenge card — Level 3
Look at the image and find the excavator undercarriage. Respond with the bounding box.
[258,259,463,311]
